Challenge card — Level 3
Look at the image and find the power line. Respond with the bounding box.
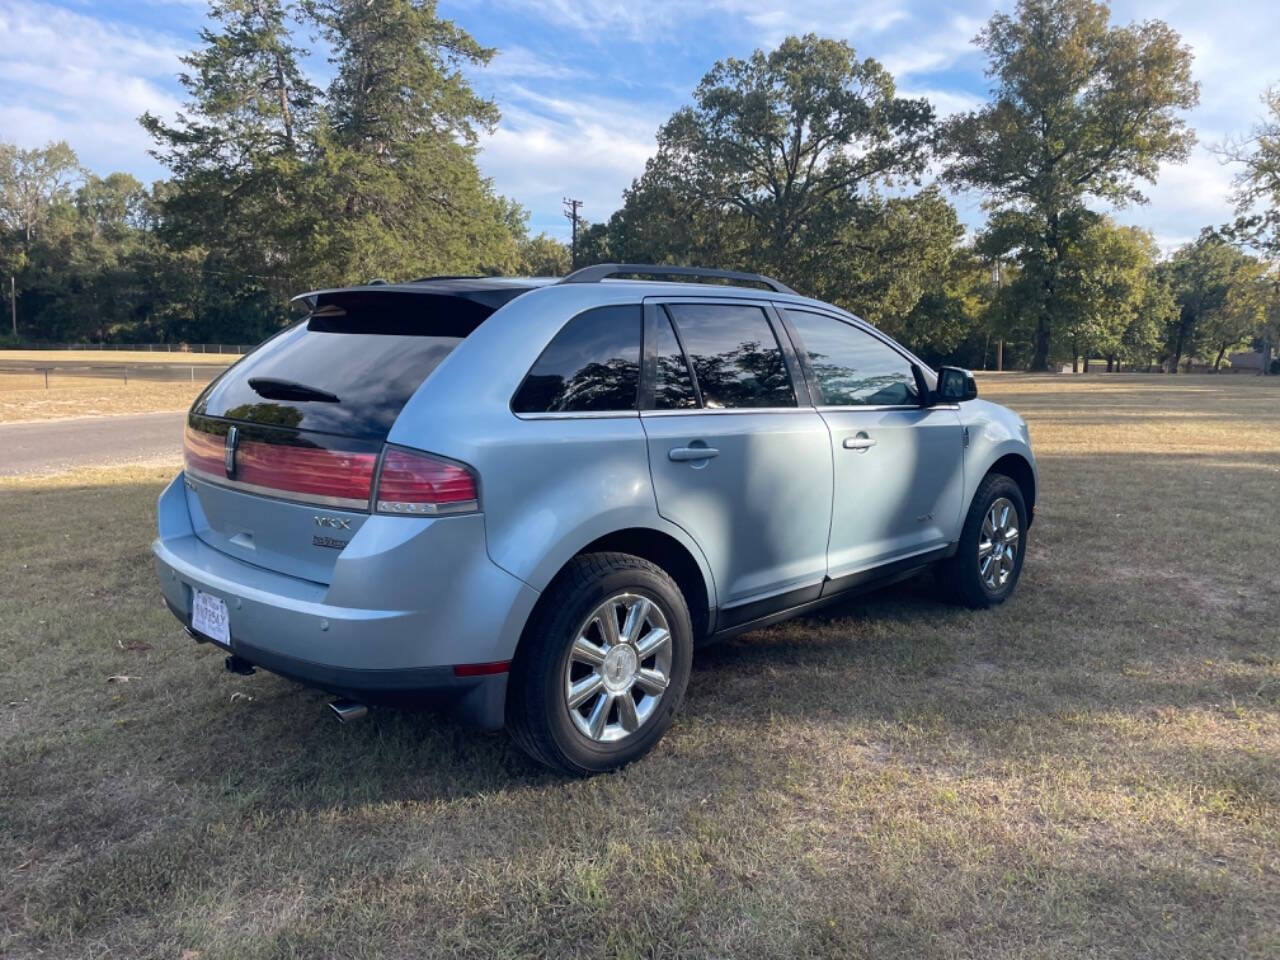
[563,197,583,269]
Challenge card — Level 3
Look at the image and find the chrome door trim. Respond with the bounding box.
[640,406,816,418]
[512,410,641,421]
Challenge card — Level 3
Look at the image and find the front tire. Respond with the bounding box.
[506,552,693,775]
[939,473,1028,609]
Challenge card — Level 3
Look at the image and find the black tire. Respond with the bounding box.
[938,473,1028,609]
[506,552,693,775]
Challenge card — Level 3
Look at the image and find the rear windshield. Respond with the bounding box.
[194,292,495,437]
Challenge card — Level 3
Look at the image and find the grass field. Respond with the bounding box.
[0,371,208,423]
[2,374,1278,958]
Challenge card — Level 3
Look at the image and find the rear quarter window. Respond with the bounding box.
[512,305,642,414]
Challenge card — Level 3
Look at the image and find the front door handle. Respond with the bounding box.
[843,433,877,452]
[668,446,719,462]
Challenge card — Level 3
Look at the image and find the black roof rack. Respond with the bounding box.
[559,263,796,295]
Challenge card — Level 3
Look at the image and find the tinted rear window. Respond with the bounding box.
[195,293,494,437]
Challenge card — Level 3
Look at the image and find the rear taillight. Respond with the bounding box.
[184,421,378,509]
[236,440,377,509]
[184,425,225,478]
[374,446,478,515]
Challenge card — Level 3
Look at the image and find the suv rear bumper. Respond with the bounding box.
[152,474,540,728]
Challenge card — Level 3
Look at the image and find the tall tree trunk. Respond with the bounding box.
[1083,357,1090,373]
[1214,345,1226,371]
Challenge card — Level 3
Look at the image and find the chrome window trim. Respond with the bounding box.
[640,406,816,418]
[512,409,641,421]
[815,403,961,413]
[185,467,370,512]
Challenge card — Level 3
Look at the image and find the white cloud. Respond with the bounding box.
[485,45,588,81]
[483,0,911,46]
[0,1,184,176]
[477,85,666,236]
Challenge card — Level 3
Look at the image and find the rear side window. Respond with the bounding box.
[512,305,641,413]
[649,309,698,409]
[196,292,496,438]
[665,303,796,409]
[784,309,918,406]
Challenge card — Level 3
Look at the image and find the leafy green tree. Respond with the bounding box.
[1119,272,1176,371]
[1055,218,1161,370]
[1165,236,1252,371]
[302,0,522,282]
[617,34,934,287]
[141,0,316,279]
[942,0,1199,370]
[605,33,961,353]
[1203,258,1268,370]
[517,233,570,276]
[1221,86,1280,262]
[1220,85,1280,371]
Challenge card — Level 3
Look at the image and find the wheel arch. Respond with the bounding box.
[985,452,1036,521]
[519,526,715,649]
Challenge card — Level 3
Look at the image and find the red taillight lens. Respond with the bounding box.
[375,447,478,515]
[184,422,377,509]
[236,440,377,508]
[184,425,224,477]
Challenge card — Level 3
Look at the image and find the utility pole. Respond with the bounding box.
[9,277,15,339]
[563,197,583,269]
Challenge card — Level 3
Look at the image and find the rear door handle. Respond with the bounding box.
[668,446,719,462]
[843,434,877,451]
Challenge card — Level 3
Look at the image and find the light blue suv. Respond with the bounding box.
[154,264,1037,773]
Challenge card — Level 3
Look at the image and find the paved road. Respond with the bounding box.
[0,412,185,476]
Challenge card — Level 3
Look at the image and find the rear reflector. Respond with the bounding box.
[452,660,511,677]
[375,447,478,515]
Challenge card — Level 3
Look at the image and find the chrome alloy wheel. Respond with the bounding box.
[564,592,672,743]
[978,496,1020,590]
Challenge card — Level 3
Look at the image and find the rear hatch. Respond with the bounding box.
[183,283,526,583]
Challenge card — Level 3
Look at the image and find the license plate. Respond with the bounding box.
[192,589,230,646]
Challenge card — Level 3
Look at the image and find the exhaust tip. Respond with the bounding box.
[328,699,368,723]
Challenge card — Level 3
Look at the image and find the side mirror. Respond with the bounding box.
[936,366,978,403]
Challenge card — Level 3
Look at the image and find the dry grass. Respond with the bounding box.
[0,371,207,423]
[2,375,1278,958]
[1,349,236,364]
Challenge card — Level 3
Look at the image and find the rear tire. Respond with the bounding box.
[506,552,693,775]
[938,473,1028,609]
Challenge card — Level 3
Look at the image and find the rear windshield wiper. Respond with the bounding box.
[247,377,340,404]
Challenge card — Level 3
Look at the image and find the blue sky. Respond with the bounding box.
[1,0,1276,252]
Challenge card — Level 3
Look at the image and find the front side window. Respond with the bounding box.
[664,303,796,409]
[784,309,918,407]
[512,304,641,413]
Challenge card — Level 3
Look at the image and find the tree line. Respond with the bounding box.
[1,0,1277,372]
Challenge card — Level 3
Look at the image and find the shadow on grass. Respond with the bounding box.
[3,442,1280,956]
